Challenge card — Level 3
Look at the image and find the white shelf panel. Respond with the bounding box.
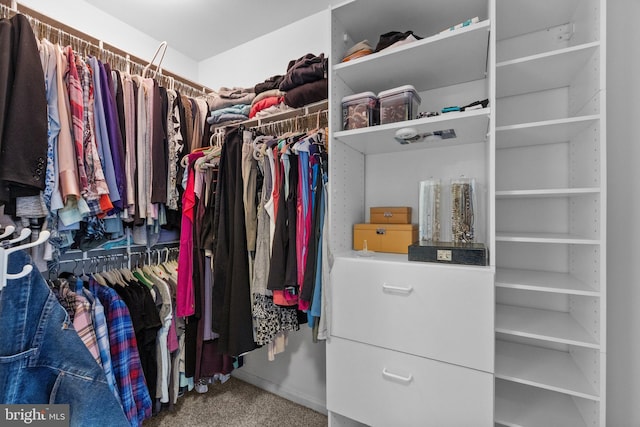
[334,20,490,94]
[333,108,489,155]
[332,250,494,273]
[495,340,600,400]
[496,0,581,41]
[496,232,600,245]
[333,0,487,46]
[495,268,599,296]
[495,380,588,427]
[496,304,599,349]
[495,188,600,198]
[496,115,600,149]
[496,42,600,98]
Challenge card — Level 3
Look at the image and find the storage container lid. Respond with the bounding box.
[377,85,421,103]
[341,91,378,104]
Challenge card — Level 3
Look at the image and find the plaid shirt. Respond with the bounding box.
[82,286,121,406]
[52,280,101,365]
[90,280,152,426]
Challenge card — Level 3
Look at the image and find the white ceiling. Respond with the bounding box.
[85,0,334,61]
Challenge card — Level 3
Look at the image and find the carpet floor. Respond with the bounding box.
[143,377,328,427]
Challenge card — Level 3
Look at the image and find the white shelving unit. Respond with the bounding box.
[326,0,495,425]
[495,0,606,425]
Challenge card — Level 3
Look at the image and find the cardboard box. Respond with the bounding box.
[353,223,418,254]
[370,206,412,224]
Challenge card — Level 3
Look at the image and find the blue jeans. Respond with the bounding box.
[0,250,128,427]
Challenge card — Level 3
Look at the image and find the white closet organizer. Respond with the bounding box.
[327,0,495,425]
[494,0,606,425]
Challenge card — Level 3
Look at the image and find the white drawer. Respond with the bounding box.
[326,337,494,427]
[330,257,494,372]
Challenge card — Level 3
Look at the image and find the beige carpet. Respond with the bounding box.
[143,377,328,427]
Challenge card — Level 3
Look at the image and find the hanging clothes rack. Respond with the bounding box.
[209,99,329,136]
[0,0,211,98]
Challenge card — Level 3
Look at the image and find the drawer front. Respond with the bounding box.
[326,337,493,427]
[330,257,494,372]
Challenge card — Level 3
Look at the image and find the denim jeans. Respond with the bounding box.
[0,250,128,427]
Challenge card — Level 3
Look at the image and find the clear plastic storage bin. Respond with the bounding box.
[378,85,421,124]
[341,91,379,130]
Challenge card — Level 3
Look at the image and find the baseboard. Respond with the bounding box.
[231,370,328,415]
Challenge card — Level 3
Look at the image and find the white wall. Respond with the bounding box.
[197,9,330,413]
[17,0,199,81]
[606,0,640,424]
[198,9,330,89]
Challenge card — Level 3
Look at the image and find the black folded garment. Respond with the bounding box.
[283,79,328,109]
[254,75,284,94]
[374,30,422,52]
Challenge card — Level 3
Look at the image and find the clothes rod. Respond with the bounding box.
[235,99,329,129]
[0,0,212,96]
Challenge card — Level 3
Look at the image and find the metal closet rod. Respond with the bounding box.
[0,0,212,97]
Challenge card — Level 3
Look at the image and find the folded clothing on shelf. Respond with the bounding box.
[341,39,373,62]
[374,30,422,52]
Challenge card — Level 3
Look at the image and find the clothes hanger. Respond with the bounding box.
[0,225,15,240]
[133,252,154,288]
[118,253,137,283]
[91,257,108,286]
[0,230,50,292]
[142,41,167,79]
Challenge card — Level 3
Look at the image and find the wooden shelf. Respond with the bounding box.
[495,188,600,198]
[496,304,599,349]
[496,115,600,149]
[333,20,490,94]
[496,42,600,98]
[495,268,599,296]
[495,340,599,400]
[496,232,600,245]
[333,108,489,155]
[495,380,588,427]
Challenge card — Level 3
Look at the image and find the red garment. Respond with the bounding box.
[249,96,284,118]
[176,152,204,317]
[65,47,89,195]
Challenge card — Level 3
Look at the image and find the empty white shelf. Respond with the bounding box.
[495,380,588,427]
[497,42,600,98]
[496,304,599,348]
[496,0,581,41]
[496,188,600,198]
[495,268,599,296]
[496,232,600,245]
[496,115,600,149]
[495,340,599,400]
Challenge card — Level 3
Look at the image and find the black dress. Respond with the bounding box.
[212,128,257,356]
